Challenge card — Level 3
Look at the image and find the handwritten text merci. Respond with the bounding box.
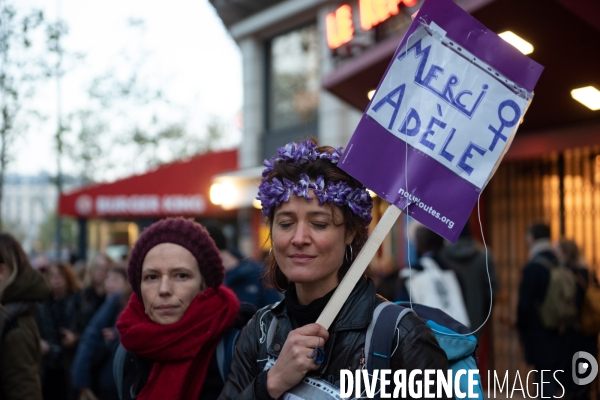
[367,26,527,189]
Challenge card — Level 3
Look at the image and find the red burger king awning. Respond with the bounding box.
[58,150,238,218]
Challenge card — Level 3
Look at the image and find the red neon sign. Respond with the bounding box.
[326,4,354,49]
[359,0,417,31]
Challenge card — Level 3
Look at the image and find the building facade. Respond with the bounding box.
[210,0,600,384]
[1,173,57,253]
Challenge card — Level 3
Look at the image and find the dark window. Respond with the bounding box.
[268,23,320,131]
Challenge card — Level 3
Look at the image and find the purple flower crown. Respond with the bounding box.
[261,141,343,177]
[257,141,373,225]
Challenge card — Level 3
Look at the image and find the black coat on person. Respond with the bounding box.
[517,242,565,370]
[219,277,451,400]
[1,266,51,400]
[35,290,84,400]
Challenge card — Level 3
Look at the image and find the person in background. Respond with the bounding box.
[80,254,112,329]
[205,224,282,309]
[517,222,566,398]
[378,225,470,327]
[31,253,51,272]
[115,217,243,400]
[0,232,51,400]
[401,225,471,327]
[554,238,598,400]
[36,262,84,400]
[72,259,88,285]
[72,265,130,400]
[439,221,498,338]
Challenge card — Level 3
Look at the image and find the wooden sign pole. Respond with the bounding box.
[316,204,402,329]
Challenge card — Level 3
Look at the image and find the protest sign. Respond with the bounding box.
[339,0,543,242]
[317,0,543,330]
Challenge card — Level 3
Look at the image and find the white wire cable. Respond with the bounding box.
[398,20,493,338]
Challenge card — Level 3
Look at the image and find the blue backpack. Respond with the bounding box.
[365,301,484,399]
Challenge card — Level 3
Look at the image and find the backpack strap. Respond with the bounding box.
[216,328,240,382]
[365,302,414,373]
[113,343,127,400]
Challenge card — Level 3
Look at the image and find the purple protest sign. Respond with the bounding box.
[339,0,543,242]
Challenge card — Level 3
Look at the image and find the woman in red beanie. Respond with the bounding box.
[115,217,242,400]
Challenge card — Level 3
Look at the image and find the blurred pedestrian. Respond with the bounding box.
[72,265,130,400]
[555,238,598,400]
[80,254,112,329]
[36,262,84,400]
[31,253,51,272]
[72,259,88,285]
[397,225,471,327]
[440,221,497,338]
[517,222,577,398]
[0,232,51,400]
[205,224,282,309]
[115,217,241,399]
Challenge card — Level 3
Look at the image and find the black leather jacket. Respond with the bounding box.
[219,278,450,399]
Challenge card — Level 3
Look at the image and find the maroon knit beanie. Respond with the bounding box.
[127,217,224,299]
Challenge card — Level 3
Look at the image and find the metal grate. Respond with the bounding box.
[487,146,600,383]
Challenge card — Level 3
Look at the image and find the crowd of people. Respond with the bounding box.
[0,224,275,400]
[0,139,598,399]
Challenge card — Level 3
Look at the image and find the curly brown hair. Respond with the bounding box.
[262,138,370,292]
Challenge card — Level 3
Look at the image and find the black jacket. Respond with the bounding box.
[517,243,564,369]
[440,239,497,338]
[225,258,283,309]
[219,278,450,400]
[121,351,223,400]
[1,266,51,400]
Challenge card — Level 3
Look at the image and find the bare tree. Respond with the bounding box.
[43,16,70,250]
[0,4,44,229]
[56,18,228,183]
[65,19,227,179]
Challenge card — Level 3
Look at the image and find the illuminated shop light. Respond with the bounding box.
[571,86,600,111]
[498,31,534,55]
[326,5,354,49]
[209,182,238,207]
[360,0,417,31]
[367,89,376,100]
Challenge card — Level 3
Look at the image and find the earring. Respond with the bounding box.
[345,245,353,264]
[268,247,273,257]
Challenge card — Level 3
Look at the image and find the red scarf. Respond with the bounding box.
[117,286,239,400]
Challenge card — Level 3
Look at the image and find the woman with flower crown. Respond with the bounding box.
[219,139,450,400]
